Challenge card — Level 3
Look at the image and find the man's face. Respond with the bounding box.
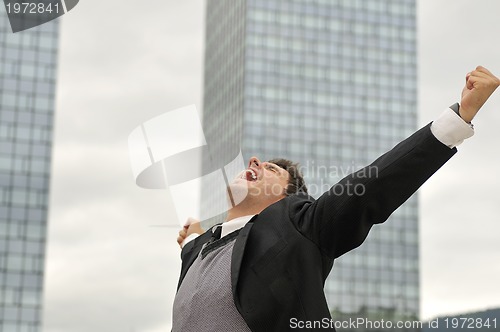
[229,156,290,206]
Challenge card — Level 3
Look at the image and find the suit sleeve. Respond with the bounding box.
[290,123,456,259]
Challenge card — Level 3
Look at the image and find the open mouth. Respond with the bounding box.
[244,169,258,182]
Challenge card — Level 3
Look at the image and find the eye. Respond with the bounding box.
[265,165,278,173]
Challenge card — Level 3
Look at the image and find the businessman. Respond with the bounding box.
[173,67,499,331]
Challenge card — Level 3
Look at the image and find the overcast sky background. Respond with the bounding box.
[42,1,500,331]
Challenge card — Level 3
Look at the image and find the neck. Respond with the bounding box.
[226,203,262,222]
[226,195,285,222]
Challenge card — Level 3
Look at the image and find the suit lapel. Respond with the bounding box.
[231,217,256,308]
[177,230,213,289]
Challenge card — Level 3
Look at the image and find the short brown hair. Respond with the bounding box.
[267,158,308,195]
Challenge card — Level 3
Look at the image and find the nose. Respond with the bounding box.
[248,156,262,168]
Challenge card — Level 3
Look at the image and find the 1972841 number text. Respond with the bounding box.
[6,2,60,14]
[443,317,497,329]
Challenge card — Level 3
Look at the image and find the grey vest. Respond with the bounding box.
[172,231,251,332]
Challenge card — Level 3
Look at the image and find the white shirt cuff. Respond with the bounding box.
[430,107,474,148]
[181,233,199,248]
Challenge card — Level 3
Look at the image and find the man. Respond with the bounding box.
[173,67,499,331]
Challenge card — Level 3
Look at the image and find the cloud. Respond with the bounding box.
[43,0,500,331]
[418,0,500,320]
[45,1,205,331]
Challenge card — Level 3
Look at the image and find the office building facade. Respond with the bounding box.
[0,14,59,332]
[203,0,418,329]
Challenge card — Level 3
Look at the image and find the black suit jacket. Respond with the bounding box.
[177,124,456,331]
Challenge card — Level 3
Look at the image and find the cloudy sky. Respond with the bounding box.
[42,1,500,331]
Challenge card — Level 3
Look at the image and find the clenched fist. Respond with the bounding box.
[460,66,500,122]
[177,218,204,249]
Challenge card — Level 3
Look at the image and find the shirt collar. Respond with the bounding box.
[220,215,255,238]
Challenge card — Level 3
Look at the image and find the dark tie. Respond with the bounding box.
[200,225,224,259]
[210,225,222,241]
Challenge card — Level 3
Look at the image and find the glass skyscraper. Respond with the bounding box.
[0,13,59,332]
[203,0,418,329]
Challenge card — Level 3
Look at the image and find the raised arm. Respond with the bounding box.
[292,66,499,259]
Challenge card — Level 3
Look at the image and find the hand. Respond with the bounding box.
[460,66,500,122]
[177,217,204,249]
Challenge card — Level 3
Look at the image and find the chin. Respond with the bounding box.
[228,181,250,206]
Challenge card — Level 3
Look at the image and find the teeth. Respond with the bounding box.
[244,169,257,181]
